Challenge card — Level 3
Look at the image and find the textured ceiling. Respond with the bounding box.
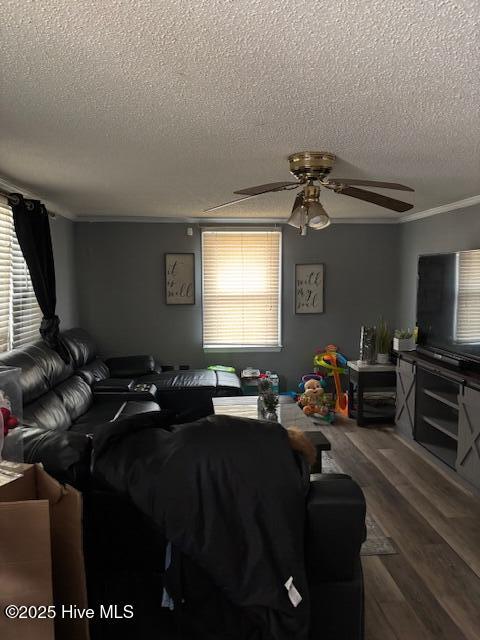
[1,0,479,221]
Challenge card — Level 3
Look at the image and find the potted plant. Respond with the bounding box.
[257,378,272,417]
[376,318,392,364]
[393,329,416,352]
[262,390,279,421]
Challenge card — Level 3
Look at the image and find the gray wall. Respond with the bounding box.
[398,204,480,328]
[75,221,400,389]
[50,214,78,328]
[54,206,480,388]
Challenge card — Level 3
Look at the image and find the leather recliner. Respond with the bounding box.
[63,328,242,412]
[0,334,159,435]
[0,328,242,436]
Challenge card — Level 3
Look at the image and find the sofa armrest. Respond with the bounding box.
[93,378,136,392]
[105,355,158,377]
[20,426,92,490]
[306,474,366,583]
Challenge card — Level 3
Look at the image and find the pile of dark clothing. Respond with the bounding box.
[92,413,311,640]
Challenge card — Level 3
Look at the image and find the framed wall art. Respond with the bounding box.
[165,253,195,305]
[294,263,324,314]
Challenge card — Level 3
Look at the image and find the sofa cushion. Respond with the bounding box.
[77,358,109,386]
[21,426,92,489]
[139,369,217,390]
[70,398,160,435]
[62,328,98,367]
[55,375,93,422]
[135,369,241,413]
[136,370,217,412]
[23,390,72,431]
[0,347,49,404]
[70,399,127,435]
[0,340,72,403]
[117,400,160,420]
[30,342,73,387]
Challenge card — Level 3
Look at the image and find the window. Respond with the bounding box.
[202,230,281,349]
[455,250,480,343]
[0,205,41,351]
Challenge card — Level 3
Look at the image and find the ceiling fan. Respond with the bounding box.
[204,151,414,234]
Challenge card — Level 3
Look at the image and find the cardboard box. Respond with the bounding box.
[0,462,89,640]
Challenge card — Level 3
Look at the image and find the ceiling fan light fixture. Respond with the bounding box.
[307,201,331,230]
[309,213,331,230]
[287,203,307,228]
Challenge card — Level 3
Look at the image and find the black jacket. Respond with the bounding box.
[92,413,310,640]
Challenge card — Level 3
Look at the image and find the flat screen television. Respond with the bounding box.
[417,249,480,367]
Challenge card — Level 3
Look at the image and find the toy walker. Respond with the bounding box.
[297,345,349,423]
[314,345,349,415]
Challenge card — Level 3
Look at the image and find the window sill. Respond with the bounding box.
[204,346,283,353]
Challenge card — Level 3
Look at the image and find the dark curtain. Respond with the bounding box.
[9,194,70,362]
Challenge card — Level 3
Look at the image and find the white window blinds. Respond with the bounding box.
[202,230,281,348]
[0,205,41,351]
[456,250,480,343]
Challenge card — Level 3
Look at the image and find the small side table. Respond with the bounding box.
[348,361,396,427]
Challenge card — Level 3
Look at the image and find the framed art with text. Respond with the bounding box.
[295,263,325,314]
[165,253,195,305]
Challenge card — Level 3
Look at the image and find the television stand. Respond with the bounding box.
[415,346,465,369]
[396,351,480,489]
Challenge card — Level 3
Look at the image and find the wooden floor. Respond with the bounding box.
[318,418,480,640]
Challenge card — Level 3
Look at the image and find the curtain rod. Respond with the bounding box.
[0,190,55,217]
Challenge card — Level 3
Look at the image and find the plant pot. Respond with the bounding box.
[376,353,390,364]
[393,337,415,352]
[265,411,278,422]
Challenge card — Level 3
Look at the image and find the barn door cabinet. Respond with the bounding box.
[395,353,480,490]
[395,358,416,440]
[457,386,480,489]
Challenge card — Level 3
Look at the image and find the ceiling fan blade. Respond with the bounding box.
[286,192,305,228]
[332,186,413,212]
[203,194,260,213]
[234,181,300,196]
[328,178,414,192]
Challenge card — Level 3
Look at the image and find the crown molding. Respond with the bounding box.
[398,194,480,223]
[3,185,479,225]
[0,177,76,220]
[77,194,480,224]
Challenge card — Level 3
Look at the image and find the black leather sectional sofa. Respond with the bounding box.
[0,327,241,436]
[0,329,366,640]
